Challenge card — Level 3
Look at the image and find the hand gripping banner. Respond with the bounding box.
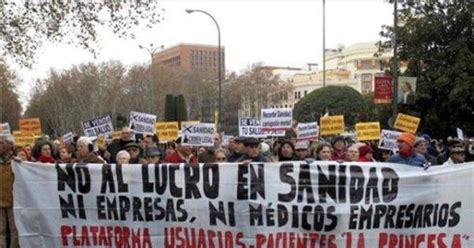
[12,161,474,248]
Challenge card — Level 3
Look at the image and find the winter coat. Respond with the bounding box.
[77,152,104,164]
[164,152,198,164]
[388,153,427,167]
[0,154,14,208]
[107,139,134,163]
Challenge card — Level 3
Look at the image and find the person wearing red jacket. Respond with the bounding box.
[164,138,198,164]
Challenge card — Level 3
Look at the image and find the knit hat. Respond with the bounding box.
[414,137,427,147]
[358,145,374,156]
[397,132,415,147]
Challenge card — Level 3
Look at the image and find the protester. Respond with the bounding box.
[0,136,19,248]
[314,142,332,161]
[214,148,228,162]
[388,132,427,167]
[294,142,310,160]
[76,137,104,163]
[437,138,462,164]
[260,142,273,161]
[164,141,176,157]
[277,140,295,161]
[228,137,246,162]
[143,145,161,164]
[164,138,198,163]
[358,145,376,162]
[271,139,283,162]
[198,147,216,163]
[116,150,130,164]
[32,140,56,163]
[57,145,74,163]
[107,127,134,163]
[124,142,142,164]
[14,148,28,161]
[331,136,346,160]
[345,145,360,162]
[141,132,159,150]
[378,149,393,162]
[236,137,271,163]
[414,138,438,165]
[442,140,466,165]
[213,133,222,148]
[23,144,32,161]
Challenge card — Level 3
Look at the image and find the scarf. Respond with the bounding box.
[36,155,56,163]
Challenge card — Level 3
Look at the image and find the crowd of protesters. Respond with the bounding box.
[1,126,473,247]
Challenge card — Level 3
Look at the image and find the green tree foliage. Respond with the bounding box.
[0,1,164,67]
[164,94,175,121]
[294,86,367,128]
[175,95,188,122]
[377,1,473,138]
[0,61,22,130]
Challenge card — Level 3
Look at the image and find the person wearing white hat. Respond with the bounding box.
[76,136,104,163]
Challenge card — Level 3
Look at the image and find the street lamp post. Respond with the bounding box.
[186,9,223,132]
[139,43,164,114]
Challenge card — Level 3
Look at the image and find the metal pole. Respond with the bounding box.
[392,0,399,118]
[322,0,326,87]
[186,10,222,132]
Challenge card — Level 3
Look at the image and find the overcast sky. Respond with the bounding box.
[11,0,393,104]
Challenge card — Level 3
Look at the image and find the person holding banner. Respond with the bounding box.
[107,127,134,163]
[163,138,198,164]
[414,138,438,165]
[57,145,74,163]
[388,132,427,167]
[76,137,104,163]
[124,142,142,164]
[32,139,56,163]
[331,136,347,161]
[294,142,310,160]
[143,145,162,164]
[443,140,466,165]
[314,142,333,161]
[236,137,271,163]
[277,140,296,161]
[0,136,19,248]
[345,145,360,162]
[358,145,376,162]
[228,137,246,162]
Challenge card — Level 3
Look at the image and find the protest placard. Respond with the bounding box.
[0,123,11,136]
[156,122,179,142]
[181,123,215,146]
[81,115,114,137]
[111,131,122,140]
[379,129,402,151]
[320,115,345,136]
[355,122,381,141]
[457,128,464,140]
[13,131,35,146]
[13,160,474,247]
[63,132,73,145]
[296,122,319,141]
[394,113,420,134]
[261,108,292,131]
[374,76,392,104]
[239,118,266,138]
[129,111,157,134]
[19,118,42,135]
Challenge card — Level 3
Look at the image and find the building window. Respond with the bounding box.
[304,90,307,96]
[361,73,372,82]
[294,92,298,99]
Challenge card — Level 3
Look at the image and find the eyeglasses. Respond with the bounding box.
[216,157,227,161]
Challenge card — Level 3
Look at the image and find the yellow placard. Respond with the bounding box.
[356,122,381,141]
[181,121,200,126]
[96,135,106,150]
[320,115,345,136]
[19,118,42,135]
[156,122,179,142]
[13,131,35,146]
[394,113,420,134]
[112,131,122,140]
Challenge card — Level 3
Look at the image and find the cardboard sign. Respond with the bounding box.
[0,123,11,136]
[96,135,106,150]
[239,118,267,138]
[320,115,345,136]
[13,131,35,147]
[355,122,381,141]
[13,161,474,247]
[81,115,114,137]
[457,128,464,140]
[394,113,420,134]
[379,129,402,151]
[63,132,73,145]
[181,123,215,147]
[296,122,319,141]
[374,76,392,104]
[112,131,122,140]
[261,108,293,131]
[129,111,157,134]
[19,118,42,135]
[155,122,179,142]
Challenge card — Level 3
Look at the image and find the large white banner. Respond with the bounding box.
[129,111,157,134]
[81,115,114,137]
[13,161,474,248]
[181,122,215,147]
[261,108,292,131]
